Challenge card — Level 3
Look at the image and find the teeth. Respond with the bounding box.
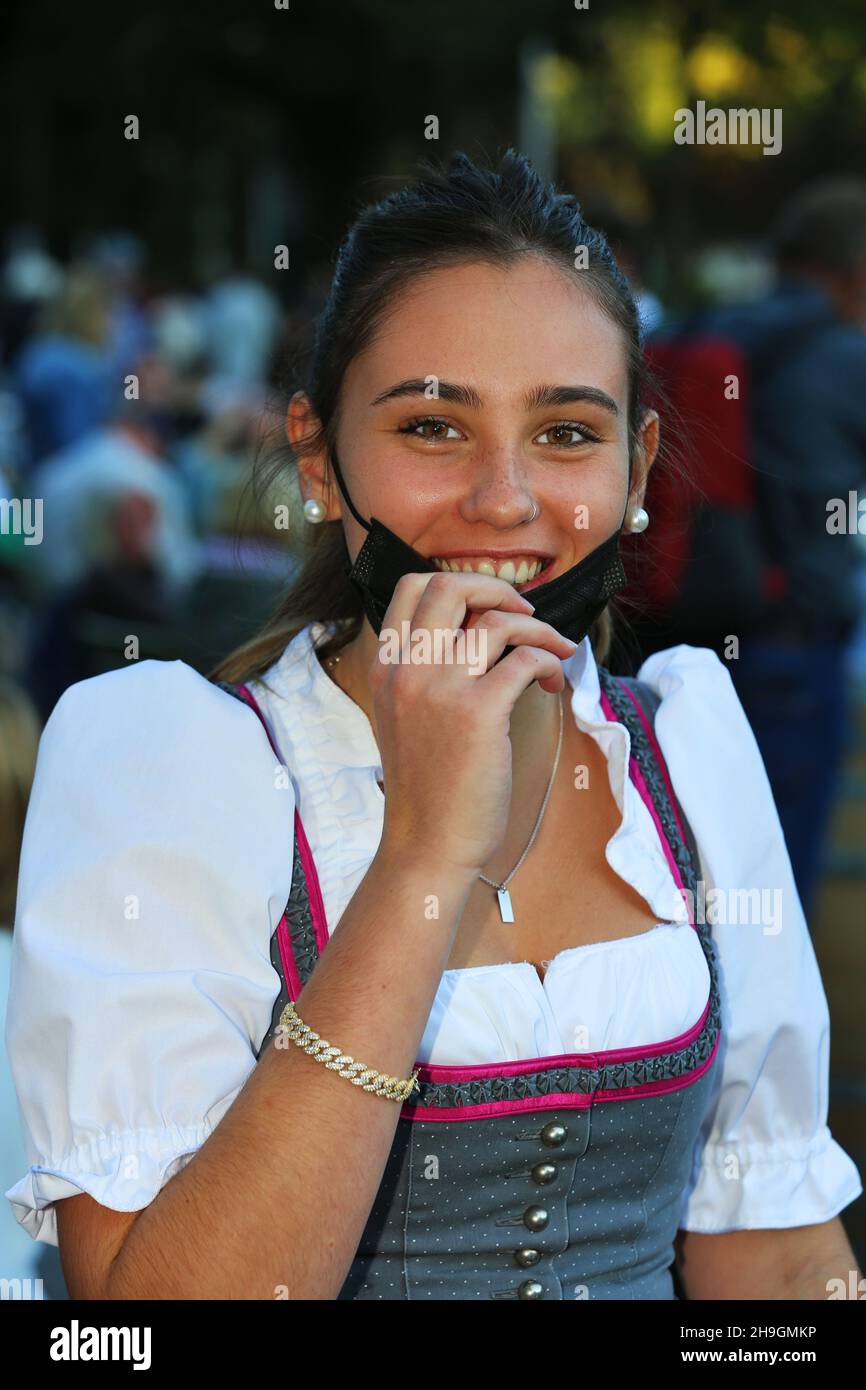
[430,556,545,585]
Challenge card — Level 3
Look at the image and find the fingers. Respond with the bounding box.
[402,573,575,675]
[481,641,570,702]
[463,608,576,668]
[381,570,536,642]
[370,570,575,704]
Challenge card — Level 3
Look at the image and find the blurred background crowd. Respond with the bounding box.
[0,235,305,714]
[2,0,866,1295]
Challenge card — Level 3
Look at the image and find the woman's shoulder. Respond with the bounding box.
[632,642,751,745]
[41,658,270,760]
[630,641,792,890]
[29,659,295,856]
[632,641,763,776]
[635,640,730,693]
[8,666,298,1246]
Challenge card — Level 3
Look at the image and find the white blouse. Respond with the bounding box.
[4,620,861,1249]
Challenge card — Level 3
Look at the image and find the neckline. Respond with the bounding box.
[441,920,687,989]
[263,622,694,930]
[302,619,601,790]
[304,621,384,776]
[297,619,589,806]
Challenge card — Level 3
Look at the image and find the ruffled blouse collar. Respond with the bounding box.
[260,621,690,927]
[263,620,384,775]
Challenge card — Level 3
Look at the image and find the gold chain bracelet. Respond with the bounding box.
[276,1001,420,1102]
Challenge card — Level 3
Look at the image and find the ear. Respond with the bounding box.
[629,407,659,509]
[286,391,340,521]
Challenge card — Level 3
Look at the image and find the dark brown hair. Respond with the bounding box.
[209,148,666,687]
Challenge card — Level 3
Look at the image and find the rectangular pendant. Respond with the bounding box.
[496,887,515,923]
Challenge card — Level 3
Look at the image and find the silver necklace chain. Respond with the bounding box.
[478,690,563,893]
[324,650,565,908]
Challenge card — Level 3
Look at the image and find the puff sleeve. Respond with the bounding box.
[636,643,863,1232]
[3,659,295,1246]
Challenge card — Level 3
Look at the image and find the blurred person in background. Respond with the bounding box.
[146,290,265,537]
[0,233,66,486]
[711,178,866,922]
[25,489,172,722]
[0,231,64,373]
[150,292,209,382]
[847,530,866,687]
[174,396,265,537]
[86,231,154,380]
[201,269,283,392]
[12,263,115,474]
[24,350,203,718]
[640,178,866,922]
[27,348,202,599]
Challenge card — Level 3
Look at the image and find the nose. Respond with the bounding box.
[457,448,537,528]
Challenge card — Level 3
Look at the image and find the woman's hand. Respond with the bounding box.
[369,570,577,879]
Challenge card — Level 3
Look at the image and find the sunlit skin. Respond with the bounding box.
[288,253,861,1299]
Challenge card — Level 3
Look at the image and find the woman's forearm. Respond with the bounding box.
[785,1218,863,1300]
[103,844,476,1300]
[676,1218,862,1300]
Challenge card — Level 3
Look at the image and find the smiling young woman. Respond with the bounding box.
[6,150,862,1302]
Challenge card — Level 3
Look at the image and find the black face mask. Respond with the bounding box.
[328,449,629,651]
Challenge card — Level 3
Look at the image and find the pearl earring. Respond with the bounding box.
[303,497,327,524]
[628,505,649,533]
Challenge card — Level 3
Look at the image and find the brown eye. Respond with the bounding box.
[397,417,462,441]
[536,422,602,447]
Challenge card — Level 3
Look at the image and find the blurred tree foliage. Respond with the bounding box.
[3,0,866,303]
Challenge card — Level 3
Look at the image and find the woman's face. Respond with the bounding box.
[293,253,658,595]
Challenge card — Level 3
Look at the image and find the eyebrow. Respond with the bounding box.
[368,378,619,417]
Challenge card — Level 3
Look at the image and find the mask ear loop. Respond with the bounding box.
[615,449,634,536]
[328,447,372,532]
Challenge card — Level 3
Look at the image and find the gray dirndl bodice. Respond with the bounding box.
[212,665,723,1300]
